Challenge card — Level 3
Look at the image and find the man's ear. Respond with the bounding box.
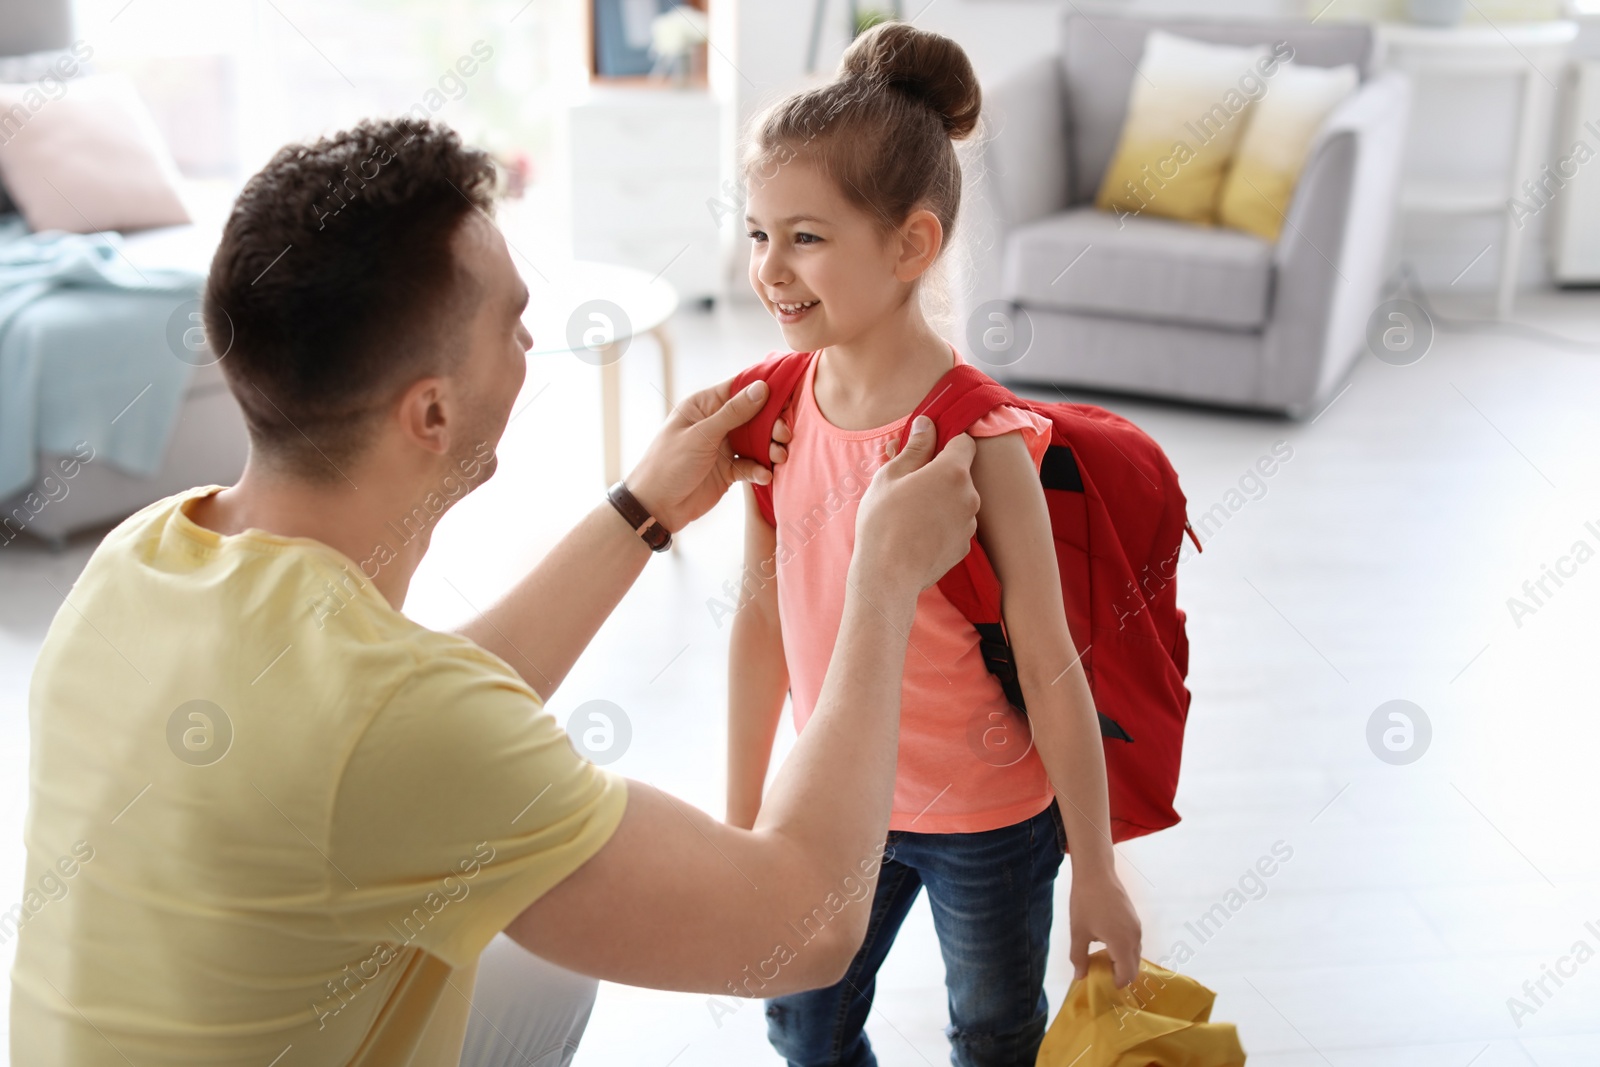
[893,207,944,283]
[395,376,453,457]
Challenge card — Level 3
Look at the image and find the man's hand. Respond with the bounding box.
[1069,866,1143,988]
[850,416,980,599]
[626,377,774,533]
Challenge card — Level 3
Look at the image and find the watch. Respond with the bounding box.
[607,481,672,553]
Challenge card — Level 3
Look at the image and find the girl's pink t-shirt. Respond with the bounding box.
[771,351,1056,834]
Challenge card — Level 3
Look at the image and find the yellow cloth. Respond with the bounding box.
[1217,61,1358,241]
[11,486,628,1066]
[1036,951,1246,1066]
[1095,32,1274,226]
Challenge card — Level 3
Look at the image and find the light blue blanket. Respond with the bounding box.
[0,215,203,500]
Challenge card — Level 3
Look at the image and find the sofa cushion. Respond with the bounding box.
[1217,60,1359,241]
[1093,31,1269,226]
[1002,207,1274,330]
[1061,14,1374,205]
[0,72,190,233]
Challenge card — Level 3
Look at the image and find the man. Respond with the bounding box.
[10,118,980,1066]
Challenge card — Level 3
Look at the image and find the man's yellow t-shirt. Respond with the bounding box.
[10,486,628,1065]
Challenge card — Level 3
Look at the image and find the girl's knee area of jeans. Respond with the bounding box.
[946,1012,1049,1067]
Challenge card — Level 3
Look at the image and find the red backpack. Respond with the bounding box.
[727,352,1201,844]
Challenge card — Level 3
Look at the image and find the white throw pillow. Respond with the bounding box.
[0,72,190,234]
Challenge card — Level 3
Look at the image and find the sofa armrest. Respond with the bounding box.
[955,55,1071,331]
[1262,71,1412,411]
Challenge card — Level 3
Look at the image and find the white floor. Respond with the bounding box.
[2,292,1599,1065]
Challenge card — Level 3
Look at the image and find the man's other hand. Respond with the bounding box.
[626,377,773,532]
[851,416,980,597]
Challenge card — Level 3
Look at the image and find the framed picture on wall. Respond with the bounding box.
[591,0,708,83]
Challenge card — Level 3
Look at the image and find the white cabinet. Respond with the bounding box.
[568,89,725,302]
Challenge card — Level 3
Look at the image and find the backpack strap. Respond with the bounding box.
[888,363,1017,689]
[725,351,816,527]
[893,364,1020,454]
[895,362,1134,742]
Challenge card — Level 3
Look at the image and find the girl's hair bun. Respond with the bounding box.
[839,21,981,141]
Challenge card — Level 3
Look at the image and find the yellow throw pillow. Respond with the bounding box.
[1218,61,1359,241]
[1096,32,1282,226]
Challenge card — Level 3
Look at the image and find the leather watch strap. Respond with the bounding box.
[607,481,672,553]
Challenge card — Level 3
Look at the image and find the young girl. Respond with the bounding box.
[727,21,1142,1067]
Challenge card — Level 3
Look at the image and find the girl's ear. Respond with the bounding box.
[892,207,944,283]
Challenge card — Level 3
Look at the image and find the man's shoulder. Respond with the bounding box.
[381,627,537,707]
[49,484,533,710]
[85,484,226,562]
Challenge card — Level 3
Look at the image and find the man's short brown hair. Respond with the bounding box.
[204,118,497,478]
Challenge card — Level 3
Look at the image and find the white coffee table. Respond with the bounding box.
[521,259,680,485]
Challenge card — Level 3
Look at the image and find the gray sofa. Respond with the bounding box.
[4,223,247,548]
[959,14,1411,416]
[0,0,247,547]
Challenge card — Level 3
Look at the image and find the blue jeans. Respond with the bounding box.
[765,802,1067,1067]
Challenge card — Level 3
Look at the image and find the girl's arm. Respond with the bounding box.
[727,486,790,829]
[969,431,1143,989]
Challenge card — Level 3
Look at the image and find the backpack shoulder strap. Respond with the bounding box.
[726,351,815,527]
[894,362,1022,453]
[726,351,813,465]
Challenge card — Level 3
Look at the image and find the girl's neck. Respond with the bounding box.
[813,298,953,432]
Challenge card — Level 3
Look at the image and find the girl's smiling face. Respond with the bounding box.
[745,157,922,352]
